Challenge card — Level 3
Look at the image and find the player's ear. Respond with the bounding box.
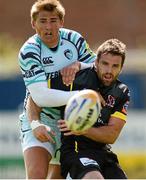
[95,59,99,68]
[119,68,123,74]
[60,18,64,28]
[31,20,35,29]
[119,62,124,74]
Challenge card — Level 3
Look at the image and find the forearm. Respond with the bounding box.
[80,62,94,70]
[84,125,119,144]
[26,96,41,122]
[28,82,79,107]
[84,118,125,144]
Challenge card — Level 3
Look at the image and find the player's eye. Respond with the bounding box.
[51,20,57,23]
[102,61,108,66]
[113,64,120,68]
[40,19,47,23]
[50,18,58,23]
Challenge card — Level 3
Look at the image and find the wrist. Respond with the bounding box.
[30,120,51,132]
[82,128,90,136]
[80,62,93,70]
[30,120,42,130]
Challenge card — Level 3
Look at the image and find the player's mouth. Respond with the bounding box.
[102,74,113,85]
[45,32,53,37]
[103,74,112,81]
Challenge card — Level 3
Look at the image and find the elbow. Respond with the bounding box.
[28,82,50,107]
[108,133,119,144]
[108,138,116,144]
[31,94,45,107]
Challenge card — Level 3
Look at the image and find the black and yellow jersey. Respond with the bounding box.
[50,66,130,151]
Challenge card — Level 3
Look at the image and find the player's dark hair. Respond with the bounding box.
[97,39,126,67]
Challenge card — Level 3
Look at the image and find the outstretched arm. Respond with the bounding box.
[58,116,125,144]
[28,82,79,107]
[83,117,125,144]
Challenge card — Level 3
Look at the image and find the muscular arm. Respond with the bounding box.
[84,117,125,144]
[60,116,126,144]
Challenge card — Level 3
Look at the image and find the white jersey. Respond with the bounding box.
[19,28,96,87]
[19,28,96,121]
[18,28,96,161]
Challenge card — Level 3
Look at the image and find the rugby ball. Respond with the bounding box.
[64,89,101,132]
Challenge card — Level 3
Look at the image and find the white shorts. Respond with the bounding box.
[19,113,61,165]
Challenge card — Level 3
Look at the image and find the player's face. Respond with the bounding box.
[95,53,122,86]
[32,10,64,47]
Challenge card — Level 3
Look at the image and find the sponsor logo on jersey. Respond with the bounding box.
[97,117,104,125]
[64,49,73,60]
[24,70,35,78]
[47,71,59,79]
[42,57,54,66]
[80,157,99,166]
[106,95,115,108]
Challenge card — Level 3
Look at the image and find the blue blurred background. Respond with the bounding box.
[0,72,145,110]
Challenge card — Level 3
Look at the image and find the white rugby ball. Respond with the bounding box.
[64,89,101,132]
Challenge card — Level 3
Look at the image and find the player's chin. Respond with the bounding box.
[102,79,113,86]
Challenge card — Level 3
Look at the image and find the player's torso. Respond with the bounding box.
[40,37,78,79]
[49,68,119,125]
[21,28,96,121]
[24,29,80,119]
[40,30,79,117]
[70,68,126,125]
[60,68,128,150]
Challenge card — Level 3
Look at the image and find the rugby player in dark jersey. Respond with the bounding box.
[27,38,130,179]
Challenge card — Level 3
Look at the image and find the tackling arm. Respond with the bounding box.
[28,82,79,107]
[60,116,126,144]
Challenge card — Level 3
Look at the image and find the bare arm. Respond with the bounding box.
[58,117,125,144]
[26,97,55,143]
[26,96,41,122]
[83,117,125,144]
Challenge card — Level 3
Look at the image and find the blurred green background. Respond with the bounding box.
[0,0,146,178]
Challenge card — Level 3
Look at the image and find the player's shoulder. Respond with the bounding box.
[74,67,98,89]
[60,28,83,39]
[20,34,41,52]
[77,66,96,78]
[115,80,130,97]
[18,34,41,62]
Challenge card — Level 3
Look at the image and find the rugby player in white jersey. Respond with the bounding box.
[18,0,96,179]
